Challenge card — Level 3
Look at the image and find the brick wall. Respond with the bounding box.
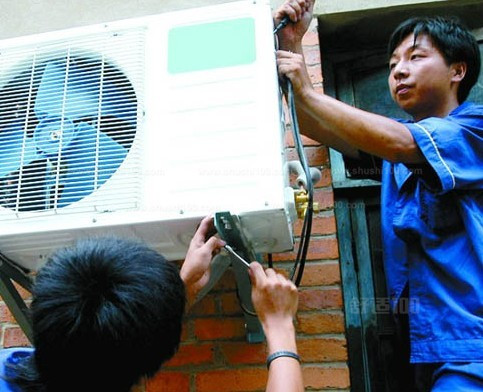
[0,23,350,392]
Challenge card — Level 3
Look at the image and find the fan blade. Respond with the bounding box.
[34,61,101,120]
[0,125,42,178]
[57,122,127,207]
[100,78,137,129]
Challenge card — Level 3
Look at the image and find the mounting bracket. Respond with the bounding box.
[215,211,264,343]
[0,254,34,343]
[194,211,264,343]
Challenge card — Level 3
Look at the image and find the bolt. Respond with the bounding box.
[50,130,61,141]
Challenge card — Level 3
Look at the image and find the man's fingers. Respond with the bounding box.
[249,261,267,287]
[265,268,277,278]
[276,4,296,24]
[204,236,225,253]
[192,215,216,242]
[308,0,315,12]
[276,272,287,283]
[287,1,303,22]
[276,49,297,58]
[275,0,313,24]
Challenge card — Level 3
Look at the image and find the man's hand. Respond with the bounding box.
[249,262,298,353]
[180,216,225,306]
[249,262,303,392]
[274,0,315,52]
[276,49,314,98]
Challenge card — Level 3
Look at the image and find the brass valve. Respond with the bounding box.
[294,189,319,219]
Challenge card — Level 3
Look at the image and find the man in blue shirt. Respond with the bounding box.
[275,0,482,390]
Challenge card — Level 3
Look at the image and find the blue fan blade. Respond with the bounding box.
[101,78,137,129]
[57,122,126,207]
[34,61,137,127]
[34,61,101,120]
[0,124,43,178]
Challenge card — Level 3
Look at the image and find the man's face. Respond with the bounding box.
[388,33,458,121]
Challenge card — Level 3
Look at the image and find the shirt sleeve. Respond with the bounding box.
[404,107,483,192]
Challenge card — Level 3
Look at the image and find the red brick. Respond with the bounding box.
[297,337,348,362]
[286,146,329,167]
[298,262,341,286]
[180,321,190,341]
[298,288,343,310]
[292,130,325,146]
[315,167,333,188]
[296,312,346,334]
[3,326,30,347]
[302,31,320,46]
[146,371,189,392]
[194,318,246,340]
[212,269,237,291]
[303,366,351,389]
[13,282,33,300]
[302,134,321,147]
[190,294,216,316]
[294,214,336,236]
[285,132,322,148]
[164,343,214,367]
[271,236,339,262]
[220,341,266,365]
[314,188,335,210]
[196,368,267,392]
[219,292,243,316]
[0,303,16,324]
[307,64,323,85]
[303,45,321,66]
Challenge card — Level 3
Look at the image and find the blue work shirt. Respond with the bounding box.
[381,102,483,363]
[0,347,34,391]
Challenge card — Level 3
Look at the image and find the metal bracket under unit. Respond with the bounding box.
[194,211,264,343]
[0,253,34,343]
[215,211,264,343]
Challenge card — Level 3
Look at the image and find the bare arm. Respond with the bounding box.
[275,0,424,163]
[283,56,424,163]
[249,262,304,392]
[292,93,361,158]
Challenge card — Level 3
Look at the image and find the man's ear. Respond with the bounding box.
[451,62,467,83]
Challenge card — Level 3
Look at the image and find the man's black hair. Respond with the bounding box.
[388,16,481,103]
[7,236,186,392]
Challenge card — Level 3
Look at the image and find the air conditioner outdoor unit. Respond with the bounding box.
[0,0,296,272]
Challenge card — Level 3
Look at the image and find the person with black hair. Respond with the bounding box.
[0,216,304,391]
[275,0,482,390]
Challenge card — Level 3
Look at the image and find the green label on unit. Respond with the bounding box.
[168,17,256,73]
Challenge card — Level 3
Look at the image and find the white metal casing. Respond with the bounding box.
[0,0,295,270]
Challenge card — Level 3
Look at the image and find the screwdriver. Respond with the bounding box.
[224,245,251,268]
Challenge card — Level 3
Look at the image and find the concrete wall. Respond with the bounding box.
[0,0,461,39]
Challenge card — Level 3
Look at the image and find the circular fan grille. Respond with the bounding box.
[0,53,137,211]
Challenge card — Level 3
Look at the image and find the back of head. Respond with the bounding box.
[29,236,185,391]
[388,16,481,103]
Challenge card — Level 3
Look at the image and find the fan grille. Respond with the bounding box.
[0,28,145,218]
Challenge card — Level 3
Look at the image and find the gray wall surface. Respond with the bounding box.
[0,0,458,39]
